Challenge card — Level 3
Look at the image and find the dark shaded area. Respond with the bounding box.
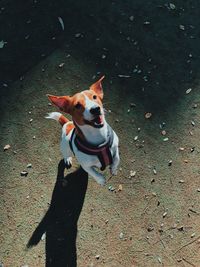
[27,160,88,267]
[1,1,200,107]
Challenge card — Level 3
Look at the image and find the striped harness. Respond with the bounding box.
[69,124,114,171]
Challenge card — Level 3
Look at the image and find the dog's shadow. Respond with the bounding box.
[27,160,88,267]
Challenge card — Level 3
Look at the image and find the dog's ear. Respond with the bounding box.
[47,94,71,113]
[90,75,105,99]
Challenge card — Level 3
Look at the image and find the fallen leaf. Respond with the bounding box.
[58,17,64,31]
[118,184,123,191]
[145,112,152,119]
[186,88,192,94]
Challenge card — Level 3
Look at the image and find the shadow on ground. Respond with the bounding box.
[27,160,88,267]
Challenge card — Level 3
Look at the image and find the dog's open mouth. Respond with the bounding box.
[84,115,104,128]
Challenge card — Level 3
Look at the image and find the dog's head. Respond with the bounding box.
[47,76,105,128]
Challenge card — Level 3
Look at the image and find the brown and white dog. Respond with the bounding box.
[46,76,120,185]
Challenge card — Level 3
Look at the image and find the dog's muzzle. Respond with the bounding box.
[84,115,104,128]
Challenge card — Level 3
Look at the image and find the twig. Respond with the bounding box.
[182,257,196,267]
[160,238,166,248]
[0,185,22,190]
[173,236,200,255]
[141,196,155,216]
[6,120,34,129]
[153,234,170,246]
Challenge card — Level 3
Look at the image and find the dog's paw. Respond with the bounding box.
[110,167,118,176]
[97,177,106,186]
[64,157,72,169]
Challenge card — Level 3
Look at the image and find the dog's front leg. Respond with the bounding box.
[60,136,72,169]
[110,133,120,175]
[110,146,120,175]
[82,166,106,186]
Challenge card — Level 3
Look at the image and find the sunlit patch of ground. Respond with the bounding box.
[1,48,200,267]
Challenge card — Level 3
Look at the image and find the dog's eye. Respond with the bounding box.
[75,103,81,109]
[93,95,97,99]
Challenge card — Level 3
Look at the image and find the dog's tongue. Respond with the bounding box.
[94,115,103,124]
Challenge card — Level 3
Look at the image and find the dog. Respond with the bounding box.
[46,76,120,185]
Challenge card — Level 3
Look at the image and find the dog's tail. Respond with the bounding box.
[45,112,69,126]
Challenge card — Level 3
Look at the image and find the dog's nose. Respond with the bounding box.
[90,106,101,115]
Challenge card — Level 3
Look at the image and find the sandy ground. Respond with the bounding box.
[1,47,200,267]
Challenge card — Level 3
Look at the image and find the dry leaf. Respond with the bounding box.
[145,112,152,119]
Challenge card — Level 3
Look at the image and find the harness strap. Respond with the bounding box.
[72,124,114,171]
[69,128,76,155]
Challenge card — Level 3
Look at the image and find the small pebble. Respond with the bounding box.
[147,224,154,232]
[130,170,136,177]
[108,185,115,191]
[186,88,192,94]
[118,184,123,191]
[75,33,81,38]
[3,144,11,151]
[129,15,134,21]
[179,25,185,30]
[157,257,162,264]
[130,103,136,107]
[119,232,124,239]
[163,212,167,218]
[59,62,65,68]
[161,130,166,136]
[163,137,169,142]
[192,103,198,109]
[29,119,33,123]
[179,180,185,183]
[27,163,32,168]
[21,171,28,177]
[177,226,184,231]
[169,3,176,9]
[191,233,196,238]
[168,160,172,166]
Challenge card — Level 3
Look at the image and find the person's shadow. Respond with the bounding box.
[27,159,88,267]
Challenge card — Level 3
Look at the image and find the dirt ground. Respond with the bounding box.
[1,47,200,267]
